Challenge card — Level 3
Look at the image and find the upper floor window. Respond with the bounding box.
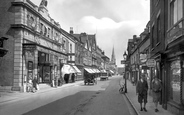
[48,28,50,38]
[70,56,72,61]
[63,40,66,49]
[70,44,72,53]
[151,25,155,48]
[157,15,161,43]
[170,0,183,26]
[40,23,43,35]
[44,26,47,36]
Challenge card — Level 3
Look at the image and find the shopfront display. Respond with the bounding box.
[169,60,181,104]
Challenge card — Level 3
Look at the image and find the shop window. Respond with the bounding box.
[170,60,181,104]
[170,0,183,26]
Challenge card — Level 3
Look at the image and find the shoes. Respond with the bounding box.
[143,108,147,112]
[155,109,159,112]
[140,108,143,111]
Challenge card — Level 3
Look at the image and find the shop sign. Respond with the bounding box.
[23,44,36,51]
[140,53,147,63]
[146,59,156,67]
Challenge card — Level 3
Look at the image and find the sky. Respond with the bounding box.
[31,0,150,67]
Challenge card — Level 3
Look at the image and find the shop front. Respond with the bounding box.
[61,64,76,83]
[23,43,67,91]
[38,51,52,83]
[166,56,184,114]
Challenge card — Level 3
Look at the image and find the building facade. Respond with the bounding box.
[164,0,184,114]
[0,0,70,91]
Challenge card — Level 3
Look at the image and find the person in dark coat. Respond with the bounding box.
[32,76,38,90]
[152,77,162,112]
[136,74,148,112]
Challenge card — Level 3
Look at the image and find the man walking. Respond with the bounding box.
[136,74,148,112]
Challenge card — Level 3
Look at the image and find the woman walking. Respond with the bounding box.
[152,77,162,112]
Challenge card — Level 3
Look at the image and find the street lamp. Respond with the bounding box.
[123,51,127,93]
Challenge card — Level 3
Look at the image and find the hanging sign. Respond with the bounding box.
[146,59,156,67]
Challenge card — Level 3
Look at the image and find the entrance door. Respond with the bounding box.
[43,66,51,83]
[38,65,51,83]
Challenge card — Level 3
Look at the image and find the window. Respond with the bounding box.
[70,44,72,53]
[151,25,155,48]
[44,26,47,36]
[40,23,43,35]
[63,40,66,49]
[170,0,183,26]
[48,28,50,38]
[170,60,181,104]
[70,56,72,61]
[157,15,161,43]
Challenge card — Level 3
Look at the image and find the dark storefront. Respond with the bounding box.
[38,51,52,83]
[23,43,67,88]
[165,53,184,114]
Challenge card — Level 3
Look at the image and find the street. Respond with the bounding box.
[0,75,137,115]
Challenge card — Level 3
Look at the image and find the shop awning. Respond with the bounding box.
[93,68,100,73]
[110,70,114,74]
[84,68,93,73]
[100,69,107,73]
[92,69,98,73]
[62,64,76,74]
[73,66,81,73]
[96,69,101,73]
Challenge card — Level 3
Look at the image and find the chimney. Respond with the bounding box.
[70,27,73,34]
[133,35,137,39]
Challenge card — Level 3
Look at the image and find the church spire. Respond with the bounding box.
[111,45,116,64]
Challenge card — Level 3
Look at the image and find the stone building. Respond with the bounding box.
[0,0,71,92]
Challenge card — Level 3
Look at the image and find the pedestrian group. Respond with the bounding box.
[136,74,162,112]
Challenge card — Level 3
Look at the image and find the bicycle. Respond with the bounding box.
[119,82,125,94]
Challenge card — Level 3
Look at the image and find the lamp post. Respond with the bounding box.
[123,51,127,93]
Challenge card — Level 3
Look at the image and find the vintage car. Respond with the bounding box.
[100,70,108,80]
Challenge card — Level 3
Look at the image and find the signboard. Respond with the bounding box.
[146,59,156,67]
[121,60,129,64]
[121,60,126,64]
[140,53,147,63]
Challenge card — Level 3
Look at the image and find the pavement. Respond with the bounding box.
[0,80,84,104]
[122,78,175,115]
[0,76,175,115]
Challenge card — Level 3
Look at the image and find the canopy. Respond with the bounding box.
[84,68,92,73]
[61,64,76,74]
[73,66,81,73]
[100,69,107,73]
[110,70,114,74]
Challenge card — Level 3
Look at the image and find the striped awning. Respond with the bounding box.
[73,66,81,73]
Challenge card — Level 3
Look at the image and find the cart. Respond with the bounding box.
[84,74,97,85]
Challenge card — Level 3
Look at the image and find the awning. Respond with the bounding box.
[110,70,114,74]
[62,64,76,74]
[90,68,96,73]
[93,68,100,73]
[92,69,98,73]
[84,68,92,73]
[73,66,81,73]
[96,69,101,73]
[100,69,107,73]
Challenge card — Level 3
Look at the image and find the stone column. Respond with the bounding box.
[12,29,23,91]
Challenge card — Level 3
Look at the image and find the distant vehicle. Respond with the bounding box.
[100,72,108,80]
